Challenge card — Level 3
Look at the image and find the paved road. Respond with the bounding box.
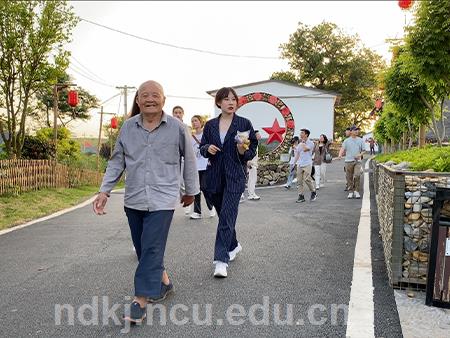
[0,160,402,337]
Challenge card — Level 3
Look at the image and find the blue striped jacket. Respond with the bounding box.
[200,114,258,194]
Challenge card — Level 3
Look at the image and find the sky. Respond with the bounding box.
[66,1,414,138]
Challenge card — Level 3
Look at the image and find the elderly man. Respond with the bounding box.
[93,80,199,324]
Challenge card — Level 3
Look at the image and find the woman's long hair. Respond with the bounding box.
[130,92,140,117]
[320,134,329,144]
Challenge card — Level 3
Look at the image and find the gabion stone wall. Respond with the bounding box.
[374,162,450,287]
[402,175,450,283]
[376,166,397,284]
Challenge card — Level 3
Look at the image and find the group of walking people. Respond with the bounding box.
[93,81,257,324]
[91,80,367,324]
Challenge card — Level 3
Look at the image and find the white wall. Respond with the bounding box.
[211,82,335,140]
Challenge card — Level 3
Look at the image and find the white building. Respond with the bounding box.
[206,79,339,140]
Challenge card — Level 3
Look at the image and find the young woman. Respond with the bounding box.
[200,87,258,278]
[190,115,215,219]
[312,134,330,189]
[285,136,299,189]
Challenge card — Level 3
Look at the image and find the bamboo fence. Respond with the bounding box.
[0,159,102,195]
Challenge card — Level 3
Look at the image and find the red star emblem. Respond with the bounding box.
[262,118,285,144]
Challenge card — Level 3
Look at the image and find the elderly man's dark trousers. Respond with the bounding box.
[124,207,174,298]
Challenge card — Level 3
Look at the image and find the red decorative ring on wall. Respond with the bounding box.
[237,92,295,161]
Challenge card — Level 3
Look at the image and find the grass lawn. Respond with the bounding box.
[375,146,450,172]
[0,185,100,231]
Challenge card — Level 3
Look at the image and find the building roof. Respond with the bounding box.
[206,79,340,97]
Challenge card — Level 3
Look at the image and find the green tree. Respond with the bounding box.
[407,0,450,93]
[0,0,79,158]
[405,0,450,144]
[374,104,407,153]
[271,22,386,137]
[384,47,430,147]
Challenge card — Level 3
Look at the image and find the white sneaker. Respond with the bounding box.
[239,194,245,203]
[190,212,202,219]
[213,261,228,278]
[184,206,191,216]
[209,207,216,217]
[347,192,354,199]
[354,191,361,199]
[229,243,242,262]
[247,194,260,200]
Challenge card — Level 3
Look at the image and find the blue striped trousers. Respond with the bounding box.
[210,190,240,264]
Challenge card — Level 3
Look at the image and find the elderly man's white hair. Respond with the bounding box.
[138,80,165,96]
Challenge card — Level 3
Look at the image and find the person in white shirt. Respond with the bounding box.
[190,115,216,218]
[246,130,261,200]
[293,129,317,202]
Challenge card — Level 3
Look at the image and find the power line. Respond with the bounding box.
[100,93,121,105]
[80,17,279,60]
[117,92,122,116]
[67,65,116,88]
[70,55,108,83]
[69,63,102,82]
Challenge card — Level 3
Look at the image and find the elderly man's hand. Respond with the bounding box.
[93,192,109,215]
[180,195,195,207]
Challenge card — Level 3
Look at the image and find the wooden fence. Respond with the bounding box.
[0,159,103,195]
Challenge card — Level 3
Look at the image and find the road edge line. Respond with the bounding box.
[345,159,375,337]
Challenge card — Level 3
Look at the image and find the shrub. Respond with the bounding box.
[99,143,112,160]
[35,127,81,162]
[375,145,450,172]
[21,135,56,159]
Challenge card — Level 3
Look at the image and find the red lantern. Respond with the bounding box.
[67,90,78,107]
[111,117,118,129]
[375,99,383,110]
[398,0,413,10]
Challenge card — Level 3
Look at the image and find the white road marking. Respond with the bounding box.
[346,159,375,337]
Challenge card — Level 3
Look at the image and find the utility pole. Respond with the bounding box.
[96,106,104,171]
[116,85,136,119]
[96,107,115,171]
